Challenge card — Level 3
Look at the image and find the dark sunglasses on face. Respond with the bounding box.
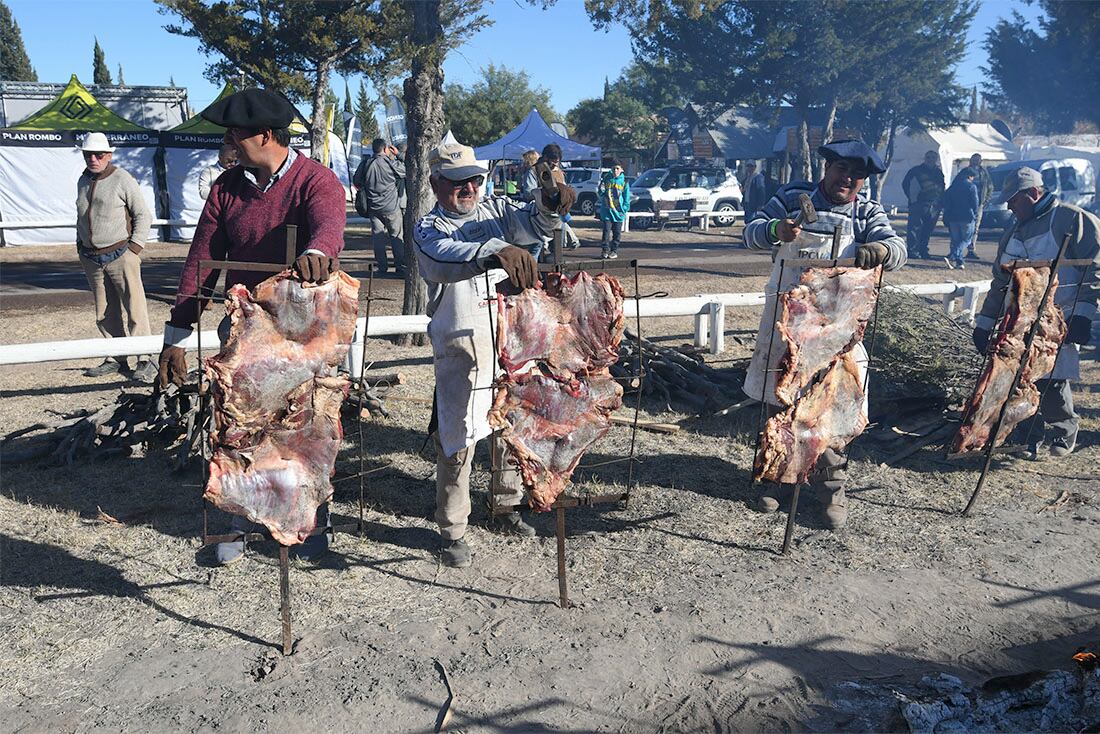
[443,175,485,189]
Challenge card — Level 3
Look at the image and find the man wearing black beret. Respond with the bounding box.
[157,88,347,564]
[743,139,906,530]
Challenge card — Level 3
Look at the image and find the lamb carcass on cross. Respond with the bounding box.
[950,267,1066,455]
[489,271,625,511]
[204,270,360,545]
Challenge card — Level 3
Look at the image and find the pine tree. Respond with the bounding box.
[117,64,126,86]
[356,79,380,142]
[93,38,112,85]
[0,1,37,81]
[169,75,176,86]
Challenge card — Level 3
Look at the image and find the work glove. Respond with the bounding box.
[1066,315,1093,345]
[972,328,990,354]
[293,253,340,283]
[855,242,889,269]
[158,345,188,388]
[488,245,538,290]
[534,162,576,215]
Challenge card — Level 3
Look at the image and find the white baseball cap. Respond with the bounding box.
[79,132,115,153]
[429,143,488,181]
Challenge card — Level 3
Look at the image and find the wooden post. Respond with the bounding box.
[781,484,800,555]
[279,545,293,655]
[556,507,569,609]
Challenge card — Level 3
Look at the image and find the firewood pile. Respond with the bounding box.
[870,288,984,407]
[612,329,746,415]
[1,384,209,469]
[1,371,398,469]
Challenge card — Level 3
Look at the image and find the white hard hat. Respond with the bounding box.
[79,132,115,153]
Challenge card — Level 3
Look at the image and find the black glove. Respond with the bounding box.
[158,345,188,388]
[1066,315,1093,345]
[972,328,990,354]
[293,253,340,283]
[488,245,538,290]
[855,242,889,269]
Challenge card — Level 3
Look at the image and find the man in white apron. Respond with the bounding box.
[973,166,1100,459]
[413,143,576,568]
[743,140,907,529]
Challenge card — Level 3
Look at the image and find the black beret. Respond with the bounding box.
[200,88,296,129]
[818,139,887,175]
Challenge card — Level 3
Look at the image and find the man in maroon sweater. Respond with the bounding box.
[157,88,346,564]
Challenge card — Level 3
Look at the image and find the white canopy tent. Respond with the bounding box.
[880,124,1018,211]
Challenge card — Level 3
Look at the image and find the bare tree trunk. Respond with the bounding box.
[874,121,900,200]
[798,114,811,182]
[396,0,444,347]
[309,59,331,162]
[814,96,838,181]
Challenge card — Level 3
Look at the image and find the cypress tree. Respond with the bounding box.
[0,1,37,81]
[93,38,112,85]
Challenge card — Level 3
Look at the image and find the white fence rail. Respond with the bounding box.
[0,280,991,367]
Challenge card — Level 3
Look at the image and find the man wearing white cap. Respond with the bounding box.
[75,132,156,382]
[413,142,575,568]
[973,166,1100,459]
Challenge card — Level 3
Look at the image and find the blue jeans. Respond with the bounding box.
[525,241,544,260]
[948,222,975,263]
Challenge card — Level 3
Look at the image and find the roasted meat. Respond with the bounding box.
[204,271,360,545]
[774,266,879,406]
[755,352,868,484]
[491,271,625,510]
[950,267,1066,454]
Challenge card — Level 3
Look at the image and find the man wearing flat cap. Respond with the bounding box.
[413,142,576,568]
[744,139,906,530]
[157,88,347,564]
[973,166,1100,459]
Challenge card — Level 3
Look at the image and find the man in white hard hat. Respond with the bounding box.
[413,142,575,568]
[973,166,1100,459]
[75,131,156,382]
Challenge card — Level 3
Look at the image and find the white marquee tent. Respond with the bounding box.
[880,123,1018,211]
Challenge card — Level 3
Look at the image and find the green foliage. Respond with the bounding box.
[0,1,36,81]
[568,91,657,160]
[443,64,557,146]
[93,38,112,86]
[356,78,380,142]
[983,1,1100,133]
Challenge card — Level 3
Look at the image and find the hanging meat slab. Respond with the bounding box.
[204,270,360,545]
[950,267,1066,455]
[774,266,879,406]
[497,271,625,374]
[488,373,623,511]
[755,352,868,484]
[491,271,625,510]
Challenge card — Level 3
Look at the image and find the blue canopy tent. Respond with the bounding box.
[473,108,600,162]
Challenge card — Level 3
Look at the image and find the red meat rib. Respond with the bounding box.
[755,352,868,484]
[491,271,625,510]
[950,267,1066,455]
[774,266,879,406]
[204,271,360,545]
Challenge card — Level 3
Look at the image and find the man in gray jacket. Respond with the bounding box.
[413,142,575,568]
[361,137,406,275]
[75,132,156,382]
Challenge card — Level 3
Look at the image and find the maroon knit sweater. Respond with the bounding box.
[169,153,346,327]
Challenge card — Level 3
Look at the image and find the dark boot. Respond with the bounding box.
[811,448,849,530]
[441,538,471,568]
[495,511,536,537]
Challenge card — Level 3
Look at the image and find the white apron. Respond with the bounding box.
[997,215,1081,381]
[743,209,869,409]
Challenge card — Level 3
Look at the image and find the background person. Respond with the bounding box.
[75,132,156,383]
[198,144,238,200]
[942,168,979,270]
[360,137,407,276]
[598,161,630,259]
[902,150,945,260]
[972,166,1099,459]
[965,153,994,261]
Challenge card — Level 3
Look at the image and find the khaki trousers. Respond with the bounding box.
[435,432,524,541]
[79,249,152,346]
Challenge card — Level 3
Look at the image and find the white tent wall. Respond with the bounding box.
[0,139,161,246]
[880,124,1017,211]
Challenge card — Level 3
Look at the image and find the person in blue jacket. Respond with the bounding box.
[598,161,631,259]
[942,168,979,270]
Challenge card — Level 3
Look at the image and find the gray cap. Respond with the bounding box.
[997,166,1044,203]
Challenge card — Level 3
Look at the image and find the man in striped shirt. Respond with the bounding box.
[742,139,905,529]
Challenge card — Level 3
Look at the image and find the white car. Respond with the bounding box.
[563,167,606,216]
[629,166,743,228]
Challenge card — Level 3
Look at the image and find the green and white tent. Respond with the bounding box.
[0,75,162,246]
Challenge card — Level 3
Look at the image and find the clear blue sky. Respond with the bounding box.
[8,0,1043,123]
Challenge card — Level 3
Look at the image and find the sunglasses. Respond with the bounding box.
[442,175,485,189]
[84,151,111,159]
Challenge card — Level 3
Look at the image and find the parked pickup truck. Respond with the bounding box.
[628,165,743,229]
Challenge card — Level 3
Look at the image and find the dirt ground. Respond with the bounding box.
[1,218,1097,733]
